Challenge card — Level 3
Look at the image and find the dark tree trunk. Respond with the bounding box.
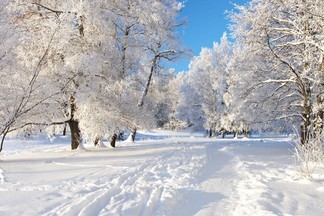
[300,116,311,145]
[243,129,248,138]
[94,137,99,146]
[138,54,159,107]
[120,25,130,78]
[300,89,312,145]
[213,129,217,137]
[0,127,10,153]
[68,95,81,150]
[78,16,84,37]
[0,136,4,153]
[68,119,81,150]
[138,65,154,107]
[131,128,137,142]
[209,128,212,137]
[110,133,117,148]
[119,2,131,78]
[62,123,67,136]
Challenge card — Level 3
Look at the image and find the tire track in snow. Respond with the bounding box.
[44,142,206,216]
[45,149,165,216]
[93,144,197,216]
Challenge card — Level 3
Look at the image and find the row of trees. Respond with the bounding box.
[0,0,322,153]
[230,0,323,145]
[175,33,231,135]
[171,0,323,146]
[0,0,186,151]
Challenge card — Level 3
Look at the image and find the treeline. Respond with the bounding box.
[0,0,187,151]
[170,0,323,148]
[0,0,322,154]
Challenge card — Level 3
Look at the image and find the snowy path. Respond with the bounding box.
[176,138,324,215]
[41,142,206,216]
[0,132,323,215]
[175,142,238,215]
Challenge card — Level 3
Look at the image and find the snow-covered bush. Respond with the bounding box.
[293,131,324,178]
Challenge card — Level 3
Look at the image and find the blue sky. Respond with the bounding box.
[169,0,248,72]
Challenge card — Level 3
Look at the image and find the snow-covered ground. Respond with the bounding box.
[0,130,323,216]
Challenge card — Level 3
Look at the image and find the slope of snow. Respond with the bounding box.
[0,131,323,215]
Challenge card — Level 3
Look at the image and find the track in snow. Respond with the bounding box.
[1,134,323,216]
[41,141,207,216]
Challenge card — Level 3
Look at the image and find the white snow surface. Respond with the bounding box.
[0,130,323,216]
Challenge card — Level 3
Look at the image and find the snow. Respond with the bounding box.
[0,130,323,216]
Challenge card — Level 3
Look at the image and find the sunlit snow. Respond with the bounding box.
[0,130,323,215]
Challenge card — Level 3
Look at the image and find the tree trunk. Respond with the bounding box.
[243,129,248,138]
[313,94,323,136]
[120,25,130,78]
[94,137,99,146]
[0,136,4,153]
[234,130,239,139]
[300,89,312,145]
[78,15,84,37]
[300,116,311,145]
[131,128,137,142]
[62,123,67,136]
[68,95,81,150]
[68,119,81,150]
[138,66,154,107]
[110,133,117,148]
[138,56,158,107]
[0,127,10,153]
[209,128,212,137]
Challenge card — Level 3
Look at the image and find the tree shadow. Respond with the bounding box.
[175,189,226,215]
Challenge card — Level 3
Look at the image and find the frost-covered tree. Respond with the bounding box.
[177,49,210,131]
[206,33,231,135]
[75,0,150,145]
[229,0,324,143]
[161,71,188,130]
[177,72,205,131]
[0,1,62,152]
[143,69,187,130]
[178,33,232,134]
[2,0,186,150]
[223,46,252,137]
[147,70,174,128]
[0,1,25,151]
[137,0,187,107]
[77,0,186,145]
[6,0,117,149]
[223,44,278,138]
